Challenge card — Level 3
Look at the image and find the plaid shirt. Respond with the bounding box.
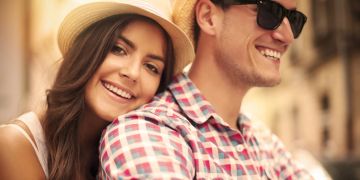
[99,73,313,179]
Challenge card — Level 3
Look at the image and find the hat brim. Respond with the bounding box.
[173,0,197,48]
[58,2,194,75]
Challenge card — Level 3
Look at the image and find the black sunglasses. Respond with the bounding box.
[224,0,307,38]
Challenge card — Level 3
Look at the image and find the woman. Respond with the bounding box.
[0,0,194,179]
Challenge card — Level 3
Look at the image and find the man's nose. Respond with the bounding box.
[272,17,295,45]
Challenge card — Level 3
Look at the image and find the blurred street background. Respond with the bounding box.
[0,0,359,179]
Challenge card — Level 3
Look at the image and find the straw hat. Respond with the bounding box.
[173,0,198,47]
[58,0,194,75]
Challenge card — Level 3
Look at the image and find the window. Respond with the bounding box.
[349,0,360,51]
[312,0,336,58]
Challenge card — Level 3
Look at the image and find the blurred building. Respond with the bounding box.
[243,0,360,179]
[0,0,81,122]
[0,0,28,122]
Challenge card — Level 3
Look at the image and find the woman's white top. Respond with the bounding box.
[0,112,48,177]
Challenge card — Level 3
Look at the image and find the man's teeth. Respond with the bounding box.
[260,49,281,60]
[104,83,132,99]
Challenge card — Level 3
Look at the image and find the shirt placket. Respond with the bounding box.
[241,123,274,180]
[236,119,274,179]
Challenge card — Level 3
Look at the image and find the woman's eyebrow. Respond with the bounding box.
[117,35,165,63]
[148,54,165,63]
[117,35,135,49]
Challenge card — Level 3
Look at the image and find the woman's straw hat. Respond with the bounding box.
[172,0,198,47]
[58,0,194,75]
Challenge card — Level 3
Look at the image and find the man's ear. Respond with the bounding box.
[195,0,222,36]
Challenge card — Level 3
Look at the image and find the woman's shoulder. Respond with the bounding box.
[0,114,37,156]
[0,115,46,179]
[0,111,42,149]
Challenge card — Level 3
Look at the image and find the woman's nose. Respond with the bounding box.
[118,60,141,83]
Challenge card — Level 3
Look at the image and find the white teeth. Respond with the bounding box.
[103,82,132,99]
[260,49,281,60]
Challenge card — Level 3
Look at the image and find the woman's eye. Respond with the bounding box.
[145,63,160,75]
[111,45,126,56]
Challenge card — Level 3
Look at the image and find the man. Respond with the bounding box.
[100,0,312,179]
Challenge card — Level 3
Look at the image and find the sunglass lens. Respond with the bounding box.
[257,1,284,30]
[288,12,307,38]
[258,0,307,38]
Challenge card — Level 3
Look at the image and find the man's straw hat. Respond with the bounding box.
[58,0,194,75]
[173,0,198,48]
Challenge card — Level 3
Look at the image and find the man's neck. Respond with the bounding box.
[188,51,249,129]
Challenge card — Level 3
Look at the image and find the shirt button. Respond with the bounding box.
[236,144,244,152]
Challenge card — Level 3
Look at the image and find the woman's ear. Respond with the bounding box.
[195,0,222,36]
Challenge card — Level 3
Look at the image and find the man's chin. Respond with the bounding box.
[249,76,281,87]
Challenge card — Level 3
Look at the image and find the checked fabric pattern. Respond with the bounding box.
[99,73,313,179]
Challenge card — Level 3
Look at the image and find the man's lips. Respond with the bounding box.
[256,46,283,61]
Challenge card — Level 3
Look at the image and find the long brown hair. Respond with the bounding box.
[43,14,174,179]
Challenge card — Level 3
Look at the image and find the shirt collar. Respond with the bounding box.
[237,113,252,134]
[168,73,216,124]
